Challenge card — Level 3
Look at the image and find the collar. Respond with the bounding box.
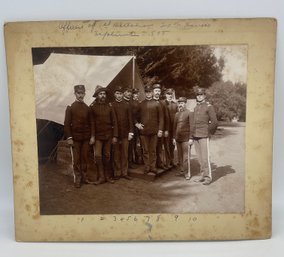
[115,99,123,103]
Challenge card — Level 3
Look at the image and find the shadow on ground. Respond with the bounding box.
[211,163,236,183]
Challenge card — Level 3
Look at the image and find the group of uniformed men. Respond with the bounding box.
[64,83,218,188]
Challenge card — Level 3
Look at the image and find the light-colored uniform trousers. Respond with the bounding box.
[194,137,212,180]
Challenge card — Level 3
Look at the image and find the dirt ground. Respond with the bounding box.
[39,123,245,215]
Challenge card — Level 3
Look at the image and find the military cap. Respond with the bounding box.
[195,87,206,95]
[177,97,187,103]
[74,84,85,92]
[132,88,139,94]
[144,85,152,92]
[123,86,132,93]
[114,86,123,93]
[165,88,174,94]
[93,85,107,97]
[152,83,161,90]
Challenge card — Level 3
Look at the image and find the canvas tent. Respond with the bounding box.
[34,53,145,125]
[34,53,145,162]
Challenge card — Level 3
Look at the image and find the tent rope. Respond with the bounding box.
[37,120,51,136]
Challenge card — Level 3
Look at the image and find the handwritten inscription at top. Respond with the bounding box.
[58,20,211,38]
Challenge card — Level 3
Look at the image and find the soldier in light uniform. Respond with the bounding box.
[135,85,164,174]
[173,97,193,180]
[112,86,134,180]
[90,86,117,185]
[192,87,218,185]
[64,85,95,188]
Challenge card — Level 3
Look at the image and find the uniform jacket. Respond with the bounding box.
[112,100,134,139]
[154,98,170,132]
[192,101,218,138]
[164,100,178,133]
[173,109,193,142]
[129,99,140,124]
[64,101,93,141]
[90,101,118,140]
[137,99,164,136]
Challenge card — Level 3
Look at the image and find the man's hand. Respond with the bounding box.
[89,136,95,145]
[157,130,163,138]
[128,133,134,141]
[67,138,74,146]
[164,131,169,137]
[112,137,118,144]
[135,123,144,130]
[173,139,176,146]
[188,139,194,146]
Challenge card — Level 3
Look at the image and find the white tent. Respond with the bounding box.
[34,53,145,124]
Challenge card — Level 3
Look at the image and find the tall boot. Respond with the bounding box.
[104,158,115,184]
[95,157,106,185]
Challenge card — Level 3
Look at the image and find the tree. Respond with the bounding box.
[206,81,247,122]
[135,46,223,98]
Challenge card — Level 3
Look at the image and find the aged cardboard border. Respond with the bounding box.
[4,18,276,241]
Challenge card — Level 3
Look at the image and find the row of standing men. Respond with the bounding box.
[64,84,218,188]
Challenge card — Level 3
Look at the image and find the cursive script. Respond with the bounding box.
[59,21,84,35]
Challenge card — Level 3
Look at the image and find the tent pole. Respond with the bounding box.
[132,55,136,89]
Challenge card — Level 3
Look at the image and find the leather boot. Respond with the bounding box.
[95,158,106,185]
[74,175,81,188]
[104,158,115,184]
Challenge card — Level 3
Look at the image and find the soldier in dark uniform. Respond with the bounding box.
[135,85,164,174]
[64,85,95,188]
[112,86,134,180]
[152,84,170,169]
[173,97,194,180]
[90,85,117,184]
[123,86,133,103]
[192,87,218,185]
[128,88,142,166]
[164,88,178,167]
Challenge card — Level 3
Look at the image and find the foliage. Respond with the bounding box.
[135,46,223,98]
[206,81,247,122]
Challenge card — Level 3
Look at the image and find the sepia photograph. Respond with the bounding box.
[4,18,275,241]
[33,45,247,215]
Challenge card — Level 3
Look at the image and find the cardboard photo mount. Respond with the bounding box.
[4,18,276,241]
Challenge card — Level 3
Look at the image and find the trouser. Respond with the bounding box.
[176,141,190,173]
[140,134,158,171]
[169,132,176,165]
[128,130,140,164]
[72,140,90,183]
[156,137,165,167]
[164,133,174,166]
[194,137,212,180]
[113,138,129,176]
[94,138,112,180]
